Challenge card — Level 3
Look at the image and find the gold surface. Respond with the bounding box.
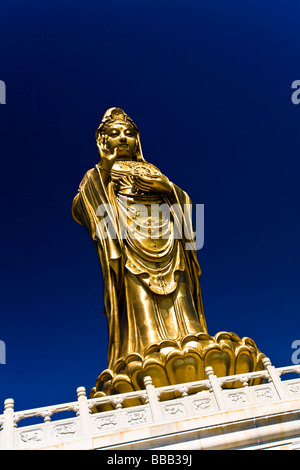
[72,108,264,401]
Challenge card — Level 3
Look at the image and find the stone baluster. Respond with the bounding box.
[111,397,123,410]
[3,399,14,450]
[77,387,91,435]
[143,376,162,423]
[262,357,286,400]
[205,366,225,410]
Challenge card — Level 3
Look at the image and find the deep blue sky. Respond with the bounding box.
[1,0,300,413]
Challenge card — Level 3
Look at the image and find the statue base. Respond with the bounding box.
[90,331,265,411]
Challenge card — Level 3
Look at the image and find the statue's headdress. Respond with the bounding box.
[95,107,144,162]
[95,108,139,136]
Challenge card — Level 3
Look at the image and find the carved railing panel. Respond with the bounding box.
[1,359,300,449]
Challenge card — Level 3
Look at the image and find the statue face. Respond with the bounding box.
[104,123,138,160]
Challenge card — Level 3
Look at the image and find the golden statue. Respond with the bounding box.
[72,108,264,402]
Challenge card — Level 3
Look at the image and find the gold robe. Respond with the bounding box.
[72,160,207,370]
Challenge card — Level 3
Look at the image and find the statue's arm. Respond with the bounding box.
[71,193,82,225]
[71,168,94,225]
[96,134,118,186]
[98,166,111,186]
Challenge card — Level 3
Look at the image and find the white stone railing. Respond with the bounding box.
[1,357,300,450]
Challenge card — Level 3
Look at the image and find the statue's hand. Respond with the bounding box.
[132,174,172,194]
[96,135,118,172]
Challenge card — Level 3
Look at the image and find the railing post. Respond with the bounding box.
[3,399,14,450]
[262,357,286,400]
[77,387,91,435]
[143,376,162,423]
[205,366,226,410]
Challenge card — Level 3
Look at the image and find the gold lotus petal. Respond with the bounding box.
[143,358,170,388]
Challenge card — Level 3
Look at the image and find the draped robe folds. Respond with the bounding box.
[72,162,207,370]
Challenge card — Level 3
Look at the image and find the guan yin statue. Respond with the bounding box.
[72,107,265,405]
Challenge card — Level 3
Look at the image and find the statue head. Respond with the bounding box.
[95,108,144,161]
